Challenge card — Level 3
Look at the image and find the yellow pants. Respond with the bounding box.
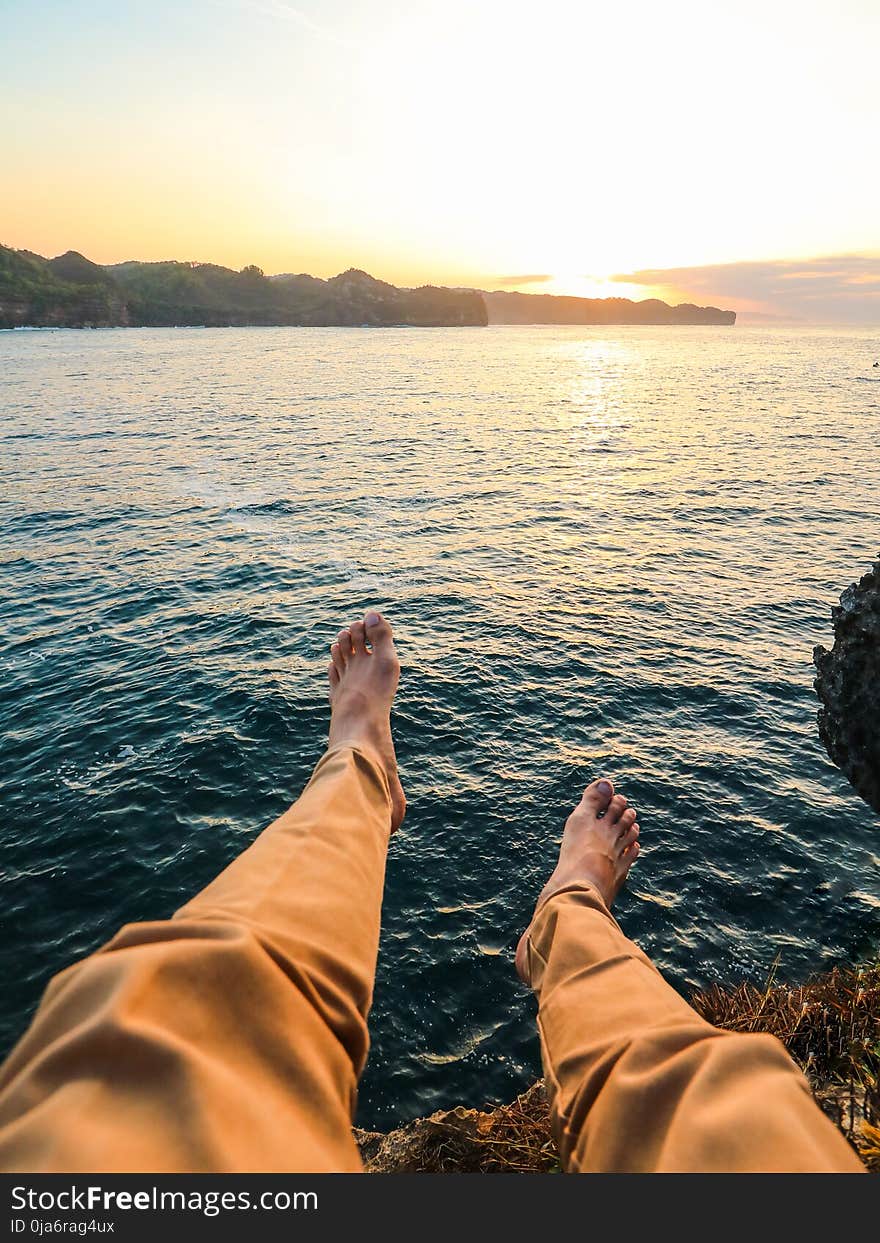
[0,744,863,1172]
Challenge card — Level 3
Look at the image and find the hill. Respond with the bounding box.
[0,248,488,328]
[0,245,736,329]
[0,247,128,328]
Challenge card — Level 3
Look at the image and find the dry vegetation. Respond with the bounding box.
[692,959,880,1169]
[355,960,880,1172]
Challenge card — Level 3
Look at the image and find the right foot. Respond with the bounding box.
[327,610,406,832]
[515,778,639,982]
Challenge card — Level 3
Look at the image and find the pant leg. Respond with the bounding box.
[0,743,392,1173]
[523,883,865,1172]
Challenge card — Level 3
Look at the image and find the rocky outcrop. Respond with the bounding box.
[354,1082,557,1173]
[0,246,487,329]
[482,289,736,326]
[814,559,880,813]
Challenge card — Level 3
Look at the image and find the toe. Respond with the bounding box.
[607,793,628,824]
[625,839,641,862]
[617,807,637,836]
[365,609,394,650]
[350,620,367,654]
[619,822,640,851]
[581,778,615,816]
[337,629,353,659]
[328,661,340,690]
[330,642,346,677]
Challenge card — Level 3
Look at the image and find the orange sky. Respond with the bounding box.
[4,0,879,319]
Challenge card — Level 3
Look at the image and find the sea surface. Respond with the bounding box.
[2,324,879,1129]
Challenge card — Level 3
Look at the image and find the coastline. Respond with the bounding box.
[0,245,736,329]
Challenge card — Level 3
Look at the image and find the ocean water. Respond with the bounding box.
[2,323,879,1130]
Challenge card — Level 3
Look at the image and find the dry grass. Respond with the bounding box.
[692,959,880,1169]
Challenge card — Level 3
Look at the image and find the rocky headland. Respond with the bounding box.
[0,248,487,329]
[0,245,737,329]
[482,288,736,325]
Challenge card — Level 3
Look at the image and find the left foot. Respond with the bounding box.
[327,611,406,832]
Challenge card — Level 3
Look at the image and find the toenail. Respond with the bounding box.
[597,781,612,796]
[365,611,380,626]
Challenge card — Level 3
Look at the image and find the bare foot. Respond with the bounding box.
[327,610,406,832]
[515,778,639,982]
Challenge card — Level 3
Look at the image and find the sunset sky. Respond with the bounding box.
[4,0,879,320]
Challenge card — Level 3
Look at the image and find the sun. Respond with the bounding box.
[541,274,651,302]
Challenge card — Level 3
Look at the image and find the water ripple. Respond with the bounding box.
[1,324,878,1129]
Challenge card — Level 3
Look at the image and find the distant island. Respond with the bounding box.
[0,245,735,329]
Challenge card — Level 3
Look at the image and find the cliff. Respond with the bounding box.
[0,247,488,329]
[814,559,880,813]
[483,289,736,326]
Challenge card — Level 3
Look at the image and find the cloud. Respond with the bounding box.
[612,255,880,323]
[487,274,553,288]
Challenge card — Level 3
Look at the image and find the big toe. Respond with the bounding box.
[581,777,614,817]
[365,609,394,649]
